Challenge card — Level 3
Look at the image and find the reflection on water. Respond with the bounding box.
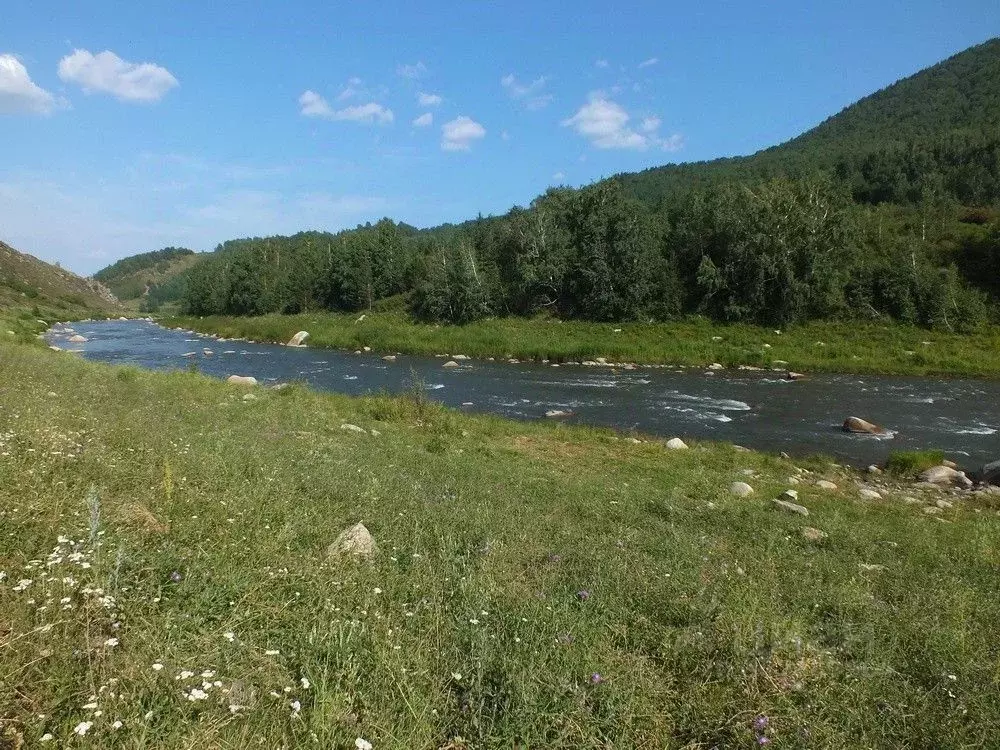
[47,320,1000,469]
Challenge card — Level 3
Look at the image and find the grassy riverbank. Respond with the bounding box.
[164,311,1000,378]
[3,337,1000,748]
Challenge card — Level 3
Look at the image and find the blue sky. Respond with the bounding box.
[2,1,997,274]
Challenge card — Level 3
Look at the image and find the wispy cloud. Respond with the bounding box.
[500,73,552,110]
[561,93,681,151]
[417,91,442,107]
[637,57,659,69]
[0,54,64,114]
[298,90,393,124]
[412,112,433,127]
[441,116,486,151]
[58,49,178,103]
[595,59,609,69]
[396,61,427,79]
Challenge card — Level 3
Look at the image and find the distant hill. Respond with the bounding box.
[616,38,1000,207]
[0,240,118,314]
[94,247,200,310]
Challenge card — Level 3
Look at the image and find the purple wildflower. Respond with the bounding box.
[576,589,591,602]
[589,673,604,685]
[556,632,574,645]
[169,570,183,583]
[546,553,562,564]
[754,715,769,730]
[757,737,771,746]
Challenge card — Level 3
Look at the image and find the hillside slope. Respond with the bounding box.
[93,246,199,306]
[0,240,118,314]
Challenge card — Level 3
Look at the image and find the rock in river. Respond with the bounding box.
[976,459,1000,486]
[843,416,889,436]
[287,331,310,347]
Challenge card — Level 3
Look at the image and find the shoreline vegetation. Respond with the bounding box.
[3,333,1000,747]
[163,312,1000,379]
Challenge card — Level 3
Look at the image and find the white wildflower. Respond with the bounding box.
[152,663,164,671]
[290,699,301,714]
[104,637,119,647]
[223,631,235,642]
[451,672,462,681]
[264,649,280,656]
[40,733,54,743]
[73,721,93,735]
[82,702,98,710]
[356,739,373,750]
[187,688,209,701]
[300,677,311,689]
[112,720,123,729]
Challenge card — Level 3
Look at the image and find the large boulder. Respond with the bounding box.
[842,416,888,435]
[287,331,310,347]
[919,465,973,488]
[327,522,376,560]
[227,375,258,386]
[976,460,1000,486]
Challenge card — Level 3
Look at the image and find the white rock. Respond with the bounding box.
[919,465,972,488]
[772,499,809,516]
[340,424,367,434]
[68,334,88,343]
[288,331,310,347]
[816,480,838,490]
[327,522,376,560]
[666,438,688,450]
[859,488,882,500]
[730,481,754,498]
[227,375,258,386]
[383,355,397,362]
[545,409,571,418]
[442,360,460,368]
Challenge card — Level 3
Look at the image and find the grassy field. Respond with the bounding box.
[3,334,1000,748]
[164,311,1000,378]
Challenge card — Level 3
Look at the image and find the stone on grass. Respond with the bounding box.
[227,375,258,386]
[859,563,887,572]
[287,331,309,347]
[919,465,973,488]
[772,498,809,516]
[780,489,799,501]
[923,506,943,515]
[327,523,376,561]
[730,481,754,498]
[666,438,688,450]
[816,480,838,490]
[859,488,882,500]
[801,526,827,542]
[935,498,954,509]
[340,424,367,434]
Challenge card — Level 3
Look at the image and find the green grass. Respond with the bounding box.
[3,336,1000,748]
[164,311,1000,378]
[884,450,948,478]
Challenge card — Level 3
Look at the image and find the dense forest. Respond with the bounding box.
[129,39,1000,330]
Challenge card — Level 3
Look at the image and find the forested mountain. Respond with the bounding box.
[1,240,118,314]
[617,38,1000,207]
[113,39,1000,331]
[93,247,199,310]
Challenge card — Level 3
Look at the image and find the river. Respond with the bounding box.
[47,319,999,469]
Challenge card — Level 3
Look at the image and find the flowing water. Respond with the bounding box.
[48,319,1000,469]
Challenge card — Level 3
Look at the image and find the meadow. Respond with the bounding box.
[2,329,1000,748]
[165,311,1000,379]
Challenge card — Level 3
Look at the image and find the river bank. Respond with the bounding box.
[163,312,1000,379]
[3,337,1000,747]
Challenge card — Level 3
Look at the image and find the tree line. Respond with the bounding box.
[182,174,998,331]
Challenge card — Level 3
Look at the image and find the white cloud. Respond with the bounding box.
[640,116,661,133]
[595,59,609,69]
[417,91,442,107]
[336,76,364,101]
[561,93,681,152]
[500,130,510,141]
[412,112,433,127]
[0,54,62,115]
[58,49,178,103]
[500,73,551,110]
[552,171,565,181]
[638,57,659,69]
[441,116,485,152]
[298,90,393,124]
[396,61,427,79]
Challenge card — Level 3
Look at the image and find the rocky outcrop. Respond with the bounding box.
[843,416,888,435]
[976,460,1000,486]
[287,331,309,347]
